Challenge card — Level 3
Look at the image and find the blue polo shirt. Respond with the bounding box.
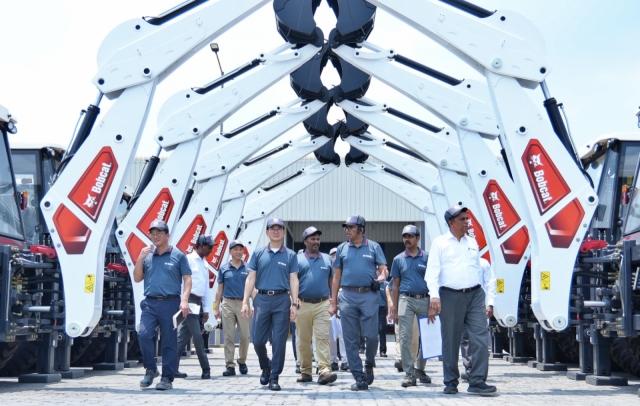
[219,261,249,299]
[390,249,429,295]
[333,237,387,288]
[143,246,191,297]
[247,244,298,291]
[378,280,389,307]
[297,251,333,299]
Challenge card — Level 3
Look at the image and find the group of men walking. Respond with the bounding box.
[133,204,499,395]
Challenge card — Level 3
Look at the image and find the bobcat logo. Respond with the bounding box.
[488,191,499,202]
[529,154,543,168]
[83,194,97,208]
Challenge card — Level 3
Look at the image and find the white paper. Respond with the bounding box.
[418,315,442,360]
[331,316,342,341]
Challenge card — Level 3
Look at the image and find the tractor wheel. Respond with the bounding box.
[611,337,640,377]
[71,337,107,367]
[0,342,22,371]
[0,341,39,376]
[556,331,579,364]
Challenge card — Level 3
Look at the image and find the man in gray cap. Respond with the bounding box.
[215,240,251,377]
[425,205,497,395]
[329,215,388,391]
[133,220,192,391]
[390,225,431,387]
[241,217,299,391]
[295,226,337,385]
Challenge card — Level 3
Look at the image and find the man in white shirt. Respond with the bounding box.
[174,234,215,379]
[425,205,497,395]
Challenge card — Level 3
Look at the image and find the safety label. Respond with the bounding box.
[496,279,504,293]
[541,272,551,290]
[85,274,95,293]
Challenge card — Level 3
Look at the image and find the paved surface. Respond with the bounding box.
[1,334,638,405]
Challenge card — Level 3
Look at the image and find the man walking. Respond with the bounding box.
[241,218,299,391]
[295,227,337,385]
[329,215,387,391]
[390,225,431,387]
[175,234,214,380]
[215,239,251,377]
[134,220,192,391]
[426,205,497,395]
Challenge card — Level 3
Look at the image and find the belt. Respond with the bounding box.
[223,297,243,301]
[299,296,330,304]
[342,286,372,293]
[146,295,179,300]
[440,284,481,293]
[189,293,202,301]
[400,293,429,299]
[258,290,288,296]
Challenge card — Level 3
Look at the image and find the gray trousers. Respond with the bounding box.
[440,287,488,387]
[338,289,378,380]
[398,295,429,376]
[460,326,488,380]
[176,298,210,371]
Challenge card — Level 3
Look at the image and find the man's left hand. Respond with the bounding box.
[486,305,494,319]
[180,300,190,318]
[203,312,209,323]
[290,305,298,322]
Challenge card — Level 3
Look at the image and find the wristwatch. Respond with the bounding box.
[292,303,300,309]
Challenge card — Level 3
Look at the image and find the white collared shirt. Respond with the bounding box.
[479,258,497,307]
[184,251,211,313]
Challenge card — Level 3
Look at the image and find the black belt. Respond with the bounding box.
[440,284,481,293]
[299,296,330,304]
[223,297,243,301]
[189,293,202,301]
[146,295,179,300]
[342,286,372,293]
[401,293,429,299]
[258,290,288,296]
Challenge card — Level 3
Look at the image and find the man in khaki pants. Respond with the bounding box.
[385,282,419,372]
[214,240,251,377]
[295,227,337,385]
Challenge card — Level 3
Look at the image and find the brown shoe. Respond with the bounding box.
[296,373,313,383]
[317,371,337,385]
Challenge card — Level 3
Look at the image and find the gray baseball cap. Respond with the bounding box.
[342,214,366,228]
[301,226,322,241]
[149,219,169,233]
[444,205,468,223]
[197,234,216,246]
[228,239,244,250]
[266,217,285,229]
[402,225,420,236]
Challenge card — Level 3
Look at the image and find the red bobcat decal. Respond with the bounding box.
[176,215,207,254]
[68,147,118,222]
[483,180,521,238]
[126,233,147,264]
[206,231,229,270]
[136,188,175,235]
[53,205,92,254]
[521,140,570,214]
[466,210,487,250]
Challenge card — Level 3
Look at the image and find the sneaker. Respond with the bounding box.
[140,369,159,387]
[174,371,187,379]
[460,371,469,381]
[364,364,374,385]
[401,374,416,387]
[467,382,497,395]
[295,365,301,374]
[155,377,173,391]
[394,360,404,372]
[296,373,313,383]
[222,367,236,377]
[260,367,271,385]
[317,372,337,385]
[331,362,339,371]
[340,362,349,371]
[350,375,369,391]
[238,363,248,375]
[443,384,458,394]
[268,379,281,391]
[201,369,210,379]
[415,369,432,384]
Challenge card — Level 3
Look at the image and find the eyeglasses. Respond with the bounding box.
[268,227,284,232]
[149,231,166,238]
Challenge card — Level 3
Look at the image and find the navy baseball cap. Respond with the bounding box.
[301,226,322,241]
[342,215,366,228]
[444,205,468,223]
[229,239,244,250]
[266,217,285,229]
[402,225,420,236]
[329,247,337,255]
[149,219,169,233]
[197,234,216,246]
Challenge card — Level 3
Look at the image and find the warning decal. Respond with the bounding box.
[541,272,551,290]
[85,274,95,293]
[496,279,504,293]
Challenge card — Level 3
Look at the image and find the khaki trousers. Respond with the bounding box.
[221,298,251,368]
[395,317,419,363]
[296,299,331,375]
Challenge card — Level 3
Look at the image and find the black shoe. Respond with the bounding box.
[269,379,281,391]
[460,371,469,381]
[340,362,349,371]
[238,363,248,375]
[222,367,236,377]
[350,375,369,391]
[331,362,339,371]
[364,364,374,385]
[443,384,458,394]
[140,369,159,387]
[317,372,337,385]
[380,352,387,358]
[201,369,211,379]
[401,374,416,387]
[174,371,187,379]
[415,369,432,384]
[468,382,497,395]
[295,365,301,374]
[260,368,271,385]
[394,360,403,372]
[155,377,173,391]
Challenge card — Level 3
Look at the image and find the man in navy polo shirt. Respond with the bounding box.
[133,220,192,391]
[391,225,431,388]
[329,215,388,391]
[295,226,337,385]
[241,217,299,391]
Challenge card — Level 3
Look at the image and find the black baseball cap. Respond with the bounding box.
[342,215,366,228]
[302,226,322,241]
[266,217,285,229]
[197,234,216,246]
[444,205,468,223]
[149,220,169,233]
[229,239,244,250]
[402,225,420,236]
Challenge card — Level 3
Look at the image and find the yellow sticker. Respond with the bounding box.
[541,272,550,290]
[496,279,504,293]
[85,274,95,293]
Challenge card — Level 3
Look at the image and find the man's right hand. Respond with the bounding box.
[137,246,153,263]
[328,303,337,316]
[241,303,249,320]
[429,297,441,313]
[213,309,220,320]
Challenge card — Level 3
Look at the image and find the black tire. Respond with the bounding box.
[69,337,94,365]
[71,337,107,367]
[610,337,640,377]
[0,341,39,376]
[127,334,141,360]
[556,331,579,364]
[0,342,22,371]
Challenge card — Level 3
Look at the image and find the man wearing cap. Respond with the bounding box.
[295,227,337,385]
[327,247,340,371]
[386,280,419,373]
[133,220,192,391]
[329,215,388,391]
[174,234,215,379]
[391,225,431,387]
[426,205,497,395]
[215,240,251,377]
[241,217,299,391]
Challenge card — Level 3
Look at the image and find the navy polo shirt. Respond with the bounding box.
[297,251,333,299]
[247,244,298,291]
[333,237,387,288]
[390,249,429,295]
[143,246,191,297]
[219,261,249,299]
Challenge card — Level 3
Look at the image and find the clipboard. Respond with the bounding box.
[418,315,442,360]
[172,303,201,329]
